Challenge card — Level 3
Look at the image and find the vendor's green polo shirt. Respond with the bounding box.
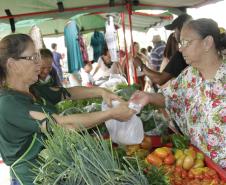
[0,89,55,166]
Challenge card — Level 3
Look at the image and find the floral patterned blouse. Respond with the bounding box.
[163,60,226,168]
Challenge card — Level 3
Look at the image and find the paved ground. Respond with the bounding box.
[0,160,10,185]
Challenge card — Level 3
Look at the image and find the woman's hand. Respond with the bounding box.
[30,111,48,133]
[133,56,143,68]
[111,102,135,121]
[101,88,122,107]
[130,90,151,107]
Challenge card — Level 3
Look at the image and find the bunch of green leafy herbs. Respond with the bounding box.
[33,124,149,185]
[171,134,190,150]
[55,98,106,134]
[55,98,102,113]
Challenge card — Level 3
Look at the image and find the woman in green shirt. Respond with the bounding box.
[30,48,66,106]
[0,34,134,185]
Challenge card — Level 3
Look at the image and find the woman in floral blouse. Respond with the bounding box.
[131,18,226,168]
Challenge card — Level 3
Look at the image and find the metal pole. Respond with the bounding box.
[121,12,130,85]
[126,3,138,84]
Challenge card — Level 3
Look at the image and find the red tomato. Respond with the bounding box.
[174,166,183,176]
[146,153,163,167]
[187,171,194,179]
[164,154,175,165]
[195,174,203,180]
[211,179,220,185]
[173,176,183,185]
[207,169,217,177]
[188,179,201,185]
[181,170,187,179]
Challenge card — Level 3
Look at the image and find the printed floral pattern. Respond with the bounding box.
[163,60,226,168]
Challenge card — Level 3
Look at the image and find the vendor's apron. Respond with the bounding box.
[10,133,43,185]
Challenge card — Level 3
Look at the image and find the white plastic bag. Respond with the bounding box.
[102,101,144,145]
[99,74,127,89]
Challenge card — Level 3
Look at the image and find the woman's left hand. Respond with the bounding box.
[130,90,150,107]
[101,89,123,107]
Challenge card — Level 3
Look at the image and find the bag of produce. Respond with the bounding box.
[102,101,144,145]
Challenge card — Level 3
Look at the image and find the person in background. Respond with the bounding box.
[160,32,179,73]
[92,45,122,80]
[147,45,152,56]
[150,35,166,71]
[220,27,226,59]
[122,42,149,88]
[134,14,192,86]
[140,48,148,57]
[51,43,63,82]
[80,62,94,87]
[131,18,226,168]
[0,33,134,185]
[30,49,64,106]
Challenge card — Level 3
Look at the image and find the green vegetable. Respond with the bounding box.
[171,134,190,150]
[115,84,141,100]
[55,98,102,113]
[33,124,149,185]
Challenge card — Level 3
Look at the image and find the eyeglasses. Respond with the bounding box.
[179,39,201,48]
[15,53,41,63]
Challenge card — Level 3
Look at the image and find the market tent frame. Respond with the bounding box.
[0,0,222,37]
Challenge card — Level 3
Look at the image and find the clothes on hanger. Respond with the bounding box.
[29,25,45,50]
[78,33,89,63]
[90,31,105,62]
[64,20,84,73]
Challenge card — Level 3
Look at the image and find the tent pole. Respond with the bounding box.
[126,3,138,84]
[132,11,173,20]
[0,4,123,19]
[121,12,130,85]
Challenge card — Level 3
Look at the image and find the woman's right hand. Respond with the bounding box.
[111,102,135,121]
[133,56,143,68]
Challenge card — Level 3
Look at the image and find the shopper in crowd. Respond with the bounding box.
[159,32,178,73]
[147,46,152,55]
[29,49,68,106]
[51,43,64,82]
[150,35,166,71]
[92,45,122,80]
[131,18,226,168]
[134,14,192,85]
[80,62,94,87]
[0,34,134,185]
[140,48,148,56]
[122,42,149,88]
[38,49,61,86]
[220,27,226,59]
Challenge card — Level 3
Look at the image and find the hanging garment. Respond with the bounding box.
[64,21,84,73]
[29,25,45,50]
[105,16,118,62]
[90,31,105,62]
[78,34,89,63]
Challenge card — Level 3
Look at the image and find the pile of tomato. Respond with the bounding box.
[145,146,225,185]
[164,165,225,185]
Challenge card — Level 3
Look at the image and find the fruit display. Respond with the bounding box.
[122,134,225,184]
[144,145,226,185]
